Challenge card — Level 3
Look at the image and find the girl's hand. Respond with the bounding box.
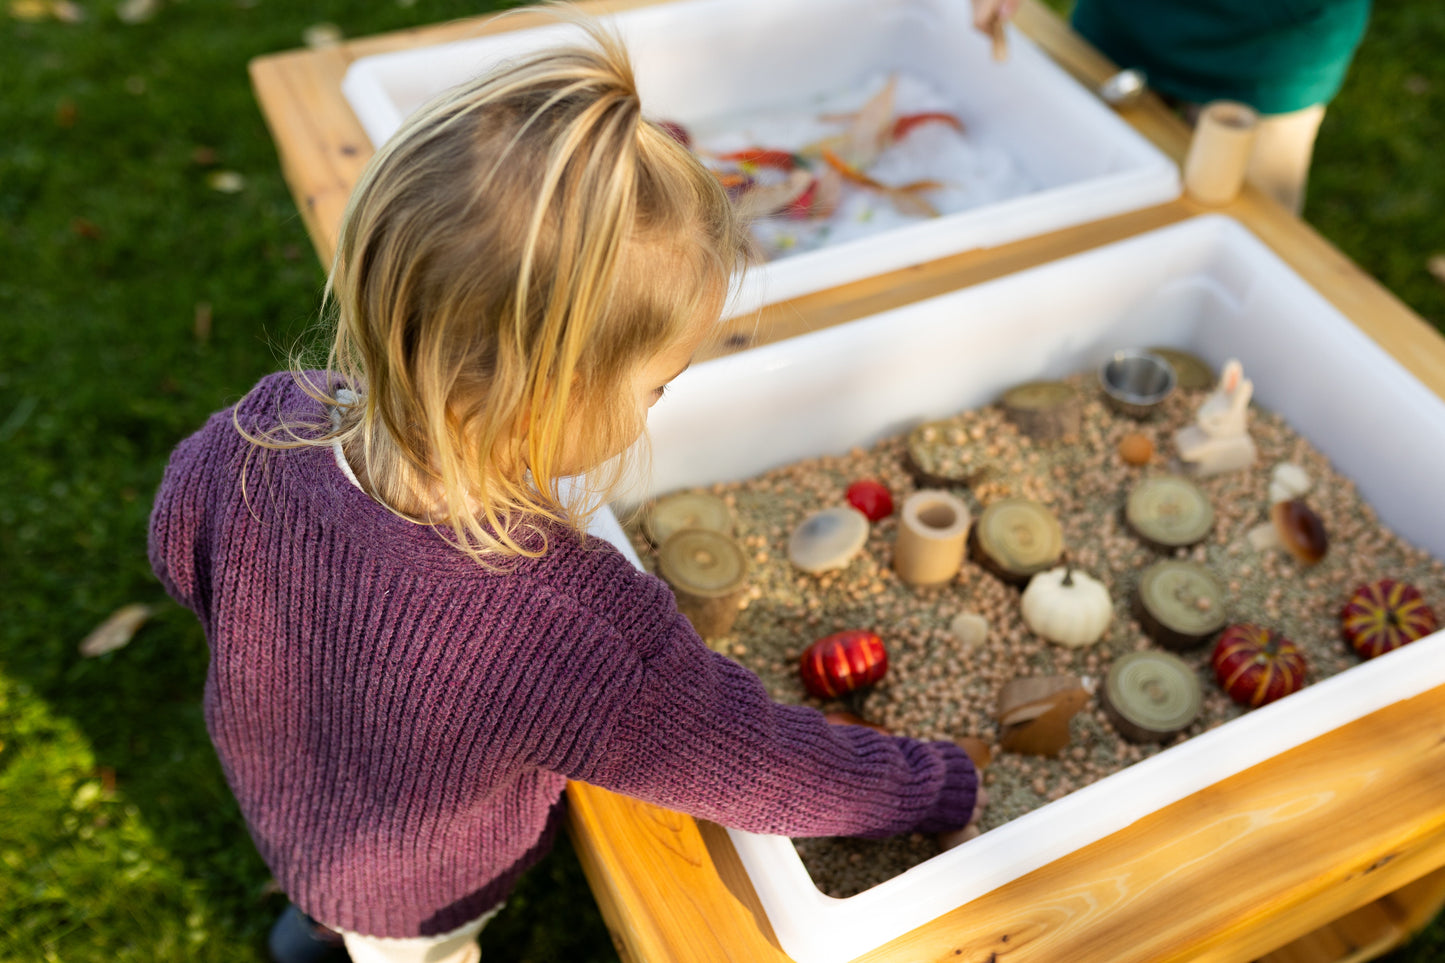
[937,786,989,851]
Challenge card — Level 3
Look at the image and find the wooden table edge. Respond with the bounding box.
[246,3,1445,960]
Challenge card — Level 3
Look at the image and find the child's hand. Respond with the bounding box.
[937,786,989,851]
[970,0,1018,34]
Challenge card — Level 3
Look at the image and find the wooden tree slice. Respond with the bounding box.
[1125,475,1215,549]
[657,528,748,641]
[1000,380,1080,441]
[905,419,982,486]
[970,498,1064,585]
[1148,347,1216,391]
[644,490,733,546]
[1101,651,1202,743]
[1135,560,1228,651]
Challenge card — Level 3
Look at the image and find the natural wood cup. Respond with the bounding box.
[1183,100,1259,206]
[892,490,972,587]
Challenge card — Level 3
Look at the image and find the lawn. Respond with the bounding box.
[1,1,1441,961]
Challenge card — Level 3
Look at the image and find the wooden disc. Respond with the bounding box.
[1149,347,1215,391]
[1000,380,1080,441]
[905,419,984,486]
[970,498,1064,585]
[1101,651,1202,744]
[1125,475,1214,549]
[658,528,747,597]
[657,528,748,641]
[1136,560,1228,651]
[644,490,733,546]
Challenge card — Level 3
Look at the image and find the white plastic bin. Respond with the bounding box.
[340,0,1180,317]
[591,214,1445,963]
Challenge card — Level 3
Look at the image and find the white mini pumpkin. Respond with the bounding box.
[1021,566,1114,648]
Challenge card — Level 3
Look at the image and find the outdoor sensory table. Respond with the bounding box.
[249,2,1445,961]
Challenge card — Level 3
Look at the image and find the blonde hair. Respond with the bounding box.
[243,9,748,567]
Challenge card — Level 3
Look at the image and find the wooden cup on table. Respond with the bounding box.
[1183,100,1260,206]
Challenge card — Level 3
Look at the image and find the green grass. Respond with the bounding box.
[1,2,1441,961]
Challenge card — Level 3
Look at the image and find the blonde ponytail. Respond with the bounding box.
[241,7,748,567]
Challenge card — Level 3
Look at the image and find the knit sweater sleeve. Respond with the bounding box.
[555,550,978,839]
[147,409,230,618]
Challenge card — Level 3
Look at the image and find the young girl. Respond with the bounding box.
[149,14,980,963]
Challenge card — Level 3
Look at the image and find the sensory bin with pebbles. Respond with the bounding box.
[626,361,1445,899]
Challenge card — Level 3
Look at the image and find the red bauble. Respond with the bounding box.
[799,630,889,700]
[1340,578,1438,659]
[1212,623,1307,708]
[845,480,894,522]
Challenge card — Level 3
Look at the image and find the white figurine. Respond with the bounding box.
[1174,358,1257,477]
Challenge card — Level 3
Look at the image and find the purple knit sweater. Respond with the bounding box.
[148,372,977,937]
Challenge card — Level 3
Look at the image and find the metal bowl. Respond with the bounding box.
[1099,349,1177,419]
[1098,68,1147,108]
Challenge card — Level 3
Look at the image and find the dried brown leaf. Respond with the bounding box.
[841,74,897,169]
[71,217,102,240]
[117,0,159,23]
[731,169,812,220]
[9,0,49,20]
[79,603,154,657]
[118,0,161,23]
[303,22,343,48]
[1428,254,1445,287]
[206,170,246,194]
[193,301,212,343]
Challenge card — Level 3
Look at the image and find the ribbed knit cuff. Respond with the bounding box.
[900,741,978,837]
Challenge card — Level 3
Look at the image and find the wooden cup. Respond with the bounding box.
[1183,100,1259,206]
[892,490,972,587]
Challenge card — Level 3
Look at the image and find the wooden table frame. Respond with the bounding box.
[250,4,1445,961]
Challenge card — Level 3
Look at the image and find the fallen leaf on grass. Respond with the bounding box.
[71,217,102,239]
[117,0,160,24]
[194,301,212,343]
[79,603,154,657]
[9,0,80,20]
[206,170,246,193]
[303,22,343,48]
[1428,255,1445,287]
[9,0,49,19]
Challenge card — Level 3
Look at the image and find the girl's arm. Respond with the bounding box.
[548,569,977,840]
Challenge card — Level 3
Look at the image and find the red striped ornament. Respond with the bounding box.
[1212,623,1307,708]
[1340,579,1438,659]
[799,630,889,700]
